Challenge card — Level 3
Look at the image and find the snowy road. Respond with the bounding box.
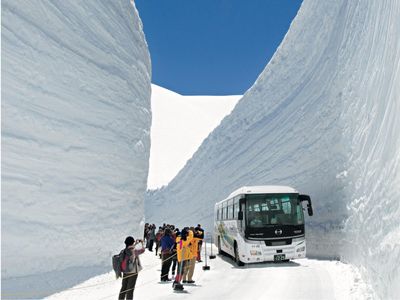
[47,246,369,300]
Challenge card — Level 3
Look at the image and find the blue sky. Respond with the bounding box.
[135,0,302,95]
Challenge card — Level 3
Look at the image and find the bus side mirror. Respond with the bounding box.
[307,206,313,216]
[299,194,313,216]
[238,211,243,220]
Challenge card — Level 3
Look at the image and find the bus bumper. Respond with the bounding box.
[242,238,307,263]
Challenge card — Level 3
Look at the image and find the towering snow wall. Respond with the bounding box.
[146,1,400,298]
[2,0,151,297]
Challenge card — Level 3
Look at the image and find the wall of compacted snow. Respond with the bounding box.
[2,0,151,296]
[146,1,400,298]
[148,84,240,189]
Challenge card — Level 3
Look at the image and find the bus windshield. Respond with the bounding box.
[246,194,304,227]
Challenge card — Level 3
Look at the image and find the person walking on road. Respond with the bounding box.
[183,227,199,283]
[148,224,156,252]
[195,224,204,262]
[155,227,163,256]
[119,236,145,300]
[160,228,175,281]
[173,228,193,291]
[171,228,179,277]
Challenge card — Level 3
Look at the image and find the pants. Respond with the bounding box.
[171,256,177,275]
[155,241,160,255]
[161,252,173,281]
[119,273,138,300]
[148,239,154,251]
[174,260,186,283]
[197,241,203,261]
[182,259,191,281]
[187,257,196,281]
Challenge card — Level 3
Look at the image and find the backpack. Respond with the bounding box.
[112,249,125,279]
[121,248,143,274]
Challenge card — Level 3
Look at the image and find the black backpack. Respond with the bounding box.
[112,249,125,279]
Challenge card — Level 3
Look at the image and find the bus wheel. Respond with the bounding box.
[234,243,244,266]
[217,237,222,255]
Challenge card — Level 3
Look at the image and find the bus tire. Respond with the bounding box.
[234,242,244,266]
[217,236,222,255]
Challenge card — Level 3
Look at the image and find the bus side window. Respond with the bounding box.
[234,197,239,219]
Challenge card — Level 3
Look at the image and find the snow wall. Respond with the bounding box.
[2,0,151,297]
[146,1,400,298]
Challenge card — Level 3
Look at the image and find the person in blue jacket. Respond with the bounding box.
[160,227,175,281]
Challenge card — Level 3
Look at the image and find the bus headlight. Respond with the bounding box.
[250,250,262,256]
[296,246,305,252]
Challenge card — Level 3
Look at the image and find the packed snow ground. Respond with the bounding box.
[148,85,240,189]
[46,245,371,300]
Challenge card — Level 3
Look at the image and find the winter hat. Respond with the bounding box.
[124,236,135,247]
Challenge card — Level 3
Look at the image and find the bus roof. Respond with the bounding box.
[225,185,299,201]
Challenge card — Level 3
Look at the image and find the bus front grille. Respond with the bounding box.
[264,239,292,246]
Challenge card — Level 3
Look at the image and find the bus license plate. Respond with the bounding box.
[274,254,286,261]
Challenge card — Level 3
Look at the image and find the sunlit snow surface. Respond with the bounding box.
[2,0,151,297]
[46,246,371,300]
[146,1,400,298]
[148,84,240,189]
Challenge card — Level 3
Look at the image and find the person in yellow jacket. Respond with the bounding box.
[183,227,200,284]
[173,228,193,291]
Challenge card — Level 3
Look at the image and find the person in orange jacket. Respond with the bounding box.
[183,227,200,284]
[173,228,193,291]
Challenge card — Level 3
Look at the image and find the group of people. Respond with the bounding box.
[118,222,205,299]
[144,223,205,291]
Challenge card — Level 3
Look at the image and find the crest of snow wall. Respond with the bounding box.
[2,0,151,283]
[146,1,400,298]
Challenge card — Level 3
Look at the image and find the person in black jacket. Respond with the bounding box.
[195,224,204,262]
[171,228,179,276]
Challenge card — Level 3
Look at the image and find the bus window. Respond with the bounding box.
[222,202,227,220]
[234,197,240,219]
[246,194,303,226]
[296,203,304,224]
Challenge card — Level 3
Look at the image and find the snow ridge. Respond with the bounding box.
[146,1,400,298]
[2,0,151,297]
[148,84,240,189]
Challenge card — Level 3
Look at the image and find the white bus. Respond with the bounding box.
[214,186,313,265]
